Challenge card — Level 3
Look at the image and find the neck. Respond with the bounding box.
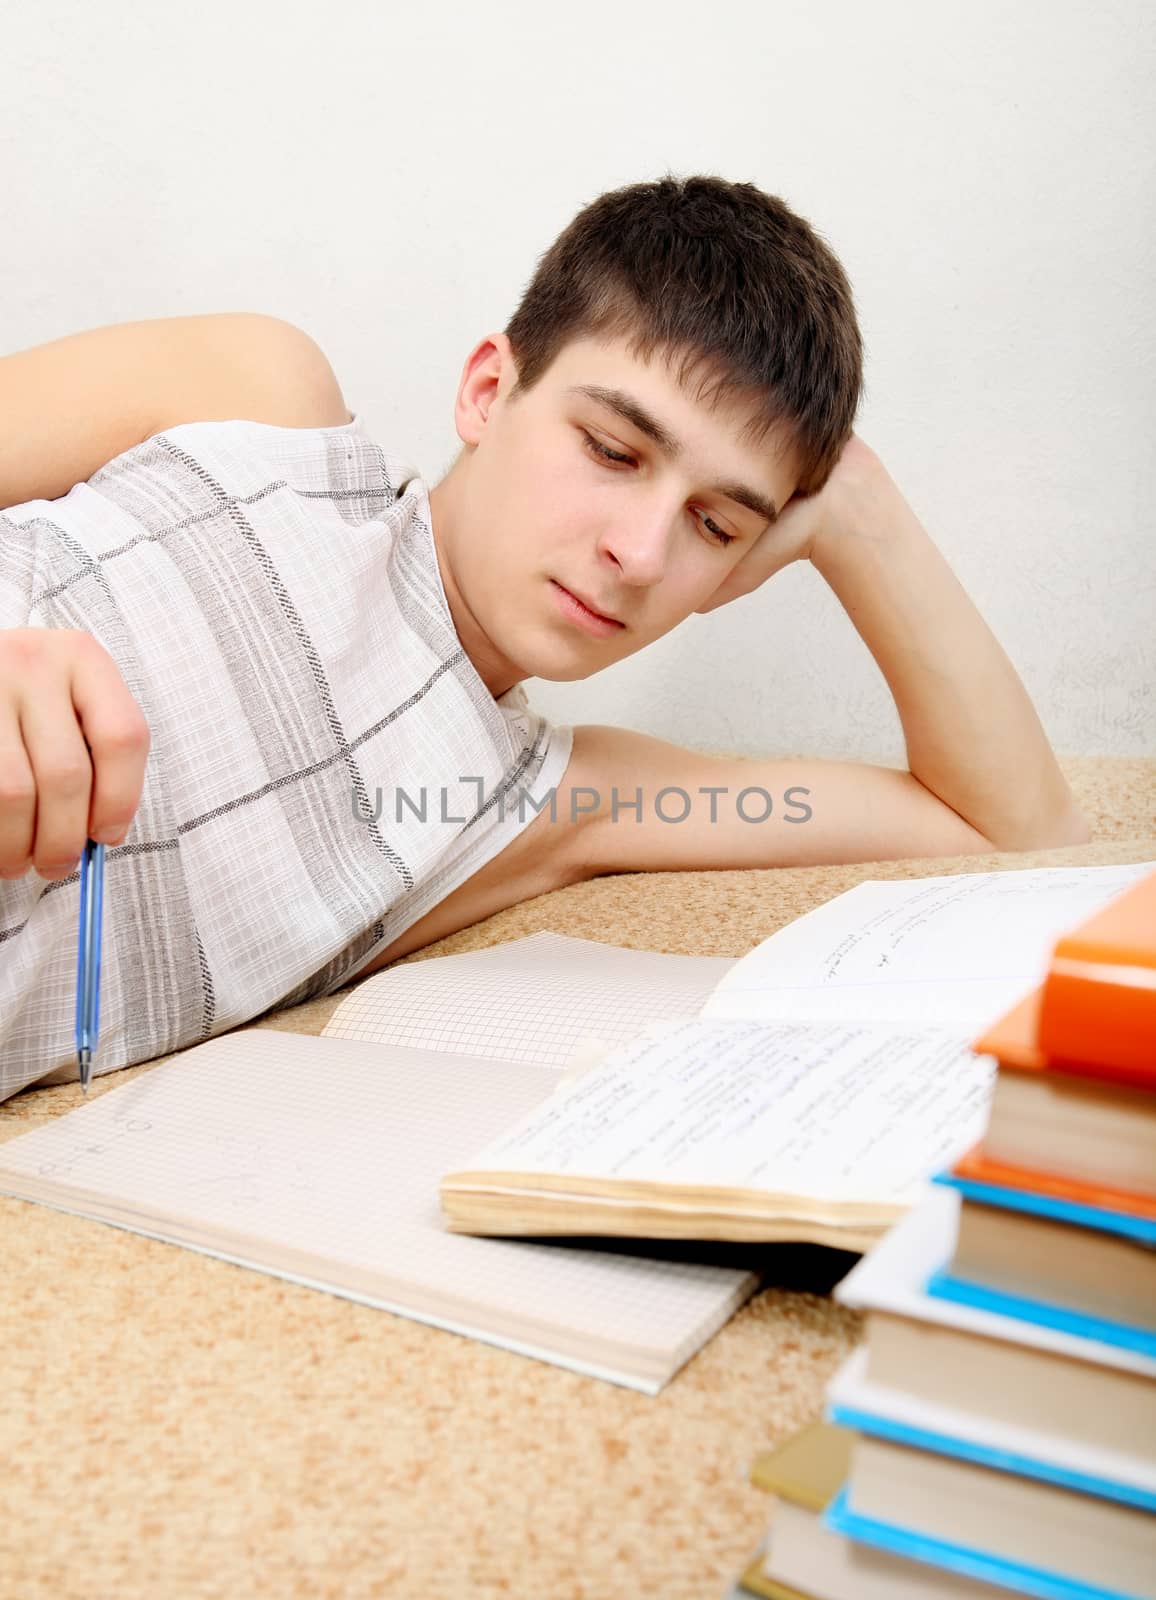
[427,469,523,701]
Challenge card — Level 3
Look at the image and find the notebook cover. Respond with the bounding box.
[824,1486,1143,1600]
[950,1146,1156,1220]
[924,1268,1156,1360]
[934,1169,1156,1243]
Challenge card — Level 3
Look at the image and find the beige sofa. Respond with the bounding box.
[2,753,1152,1600]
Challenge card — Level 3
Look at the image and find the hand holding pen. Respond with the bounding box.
[0,628,150,1082]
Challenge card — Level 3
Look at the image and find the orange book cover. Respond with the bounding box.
[1036,867,1156,1077]
[951,1142,1156,1221]
[970,869,1156,1089]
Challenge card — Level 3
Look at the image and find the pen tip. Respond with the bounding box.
[78,1047,92,1094]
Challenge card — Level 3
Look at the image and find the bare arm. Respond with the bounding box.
[802,441,1089,851]
[0,311,351,510]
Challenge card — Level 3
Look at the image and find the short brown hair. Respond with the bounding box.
[503,173,863,495]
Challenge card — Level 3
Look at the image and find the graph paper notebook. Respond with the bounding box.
[3,867,1147,1387]
[0,1029,758,1393]
[320,931,733,1071]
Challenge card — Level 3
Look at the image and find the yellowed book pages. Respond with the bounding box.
[441,1017,994,1247]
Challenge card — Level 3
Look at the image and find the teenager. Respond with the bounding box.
[0,174,1088,1094]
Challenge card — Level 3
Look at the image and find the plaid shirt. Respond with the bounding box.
[0,415,572,1097]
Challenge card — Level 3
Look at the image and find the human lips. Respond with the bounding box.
[550,580,625,627]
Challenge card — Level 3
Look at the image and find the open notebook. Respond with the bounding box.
[438,862,1156,1247]
[0,939,740,1393]
[0,861,1149,1392]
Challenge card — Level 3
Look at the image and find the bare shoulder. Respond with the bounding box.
[348,734,606,978]
[350,802,586,978]
[143,312,353,435]
[0,312,353,509]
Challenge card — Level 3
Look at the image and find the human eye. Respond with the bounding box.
[578,429,736,547]
[697,513,735,547]
[580,428,634,467]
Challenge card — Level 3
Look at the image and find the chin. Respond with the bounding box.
[533,662,604,684]
[509,634,618,685]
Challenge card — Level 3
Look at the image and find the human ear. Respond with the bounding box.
[452,332,516,446]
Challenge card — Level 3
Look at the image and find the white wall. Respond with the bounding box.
[7,0,1153,758]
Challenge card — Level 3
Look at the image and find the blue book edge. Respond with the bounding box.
[827,1401,1156,1512]
[924,1266,1156,1359]
[823,1484,1148,1600]
[933,1169,1156,1245]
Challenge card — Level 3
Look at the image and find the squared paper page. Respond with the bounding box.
[454,1017,995,1207]
[323,932,735,1072]
[702,862,1156,1034]
[0,1031,756,1393]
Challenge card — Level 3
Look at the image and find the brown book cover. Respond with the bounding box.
[747,1420,852,1511]
[740,1422,853,1600]
[738,1556,813,1600]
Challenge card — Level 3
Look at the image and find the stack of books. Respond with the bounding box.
[732,867,1156,1600]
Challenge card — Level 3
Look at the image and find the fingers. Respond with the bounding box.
[70,643,150,848]
[0,702,36,878]
[693,561,767,614]
[694,497,827,615]
[17,674,94,878]
[0,630,150,882]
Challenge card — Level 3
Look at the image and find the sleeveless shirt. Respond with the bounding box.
[0,414,573,1097]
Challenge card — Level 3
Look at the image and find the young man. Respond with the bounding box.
[0,175,1089,1094]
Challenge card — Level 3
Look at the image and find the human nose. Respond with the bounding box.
[596,511,675,587]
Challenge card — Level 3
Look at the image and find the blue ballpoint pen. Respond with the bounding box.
[76,839,105,1092]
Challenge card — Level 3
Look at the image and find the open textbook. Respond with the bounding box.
[0,860,1149,1392]
[439,861,1156,1247]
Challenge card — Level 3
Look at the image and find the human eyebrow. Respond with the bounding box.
[565,383,780,525]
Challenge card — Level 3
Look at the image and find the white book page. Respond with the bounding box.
[0,1031,757,1393]
[323,932,734,1072]
[702,863,1156,1034]
[452,1017,995,1207]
